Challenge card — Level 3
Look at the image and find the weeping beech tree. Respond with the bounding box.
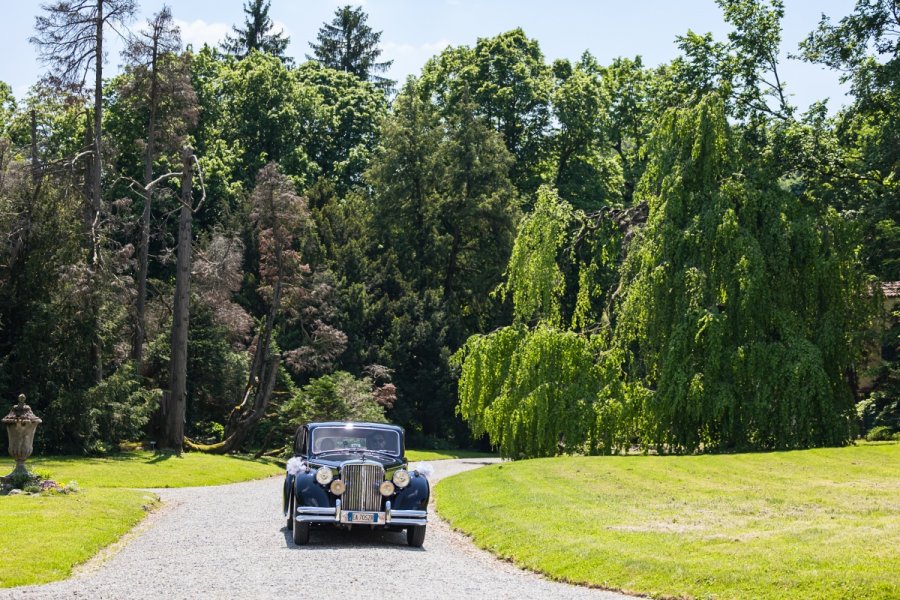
[454,187,630,458]
[615,94,874,453]
[457,95,874,459]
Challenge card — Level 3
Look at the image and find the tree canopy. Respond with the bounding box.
[0,0,894,455]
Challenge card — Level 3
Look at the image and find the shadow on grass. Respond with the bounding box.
[146,452,178,464]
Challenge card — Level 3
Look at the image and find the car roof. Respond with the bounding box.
[303,422,404,434]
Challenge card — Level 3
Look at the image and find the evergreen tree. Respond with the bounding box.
[307,5,393,93]
[221,0,290,62]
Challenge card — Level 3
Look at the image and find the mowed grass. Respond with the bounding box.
[0,488,156,587]
[0,451,281,588]
[407,448,497,461]
[435,443,900,600]
[0,450,282,488]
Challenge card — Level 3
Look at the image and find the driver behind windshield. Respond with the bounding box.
[368,432,387,451]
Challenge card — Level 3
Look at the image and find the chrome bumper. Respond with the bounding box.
[295,499,427,526]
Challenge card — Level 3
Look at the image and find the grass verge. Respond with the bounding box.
[435,443,900,600]
[406,449,496,461]
[0,451,281,588]
[0,488,157,587]
[0,450,282,488]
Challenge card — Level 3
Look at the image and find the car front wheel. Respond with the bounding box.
[407,525,426,547]
[292,519,310,546]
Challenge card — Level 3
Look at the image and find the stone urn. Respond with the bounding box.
[3,394,41,479]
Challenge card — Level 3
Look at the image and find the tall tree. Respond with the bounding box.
[195,163,312,454]
[118,6,198,368]
[419,29,553,193]
[367,83,520,439]
[216,51,317,185]
[162,147,204,452]
[308,5,394,93]
[221,0,290,62]
[616,94,872,452]
[799,0,900,432]
[31,0,137,384]
[31,0,137,247]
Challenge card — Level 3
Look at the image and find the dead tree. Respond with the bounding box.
[120,7,196,367]
[31,0,137,249]
[156,147,205,453]
[187,164,309,454]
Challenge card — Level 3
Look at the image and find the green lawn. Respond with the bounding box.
[0,488,155,587]
[435,443,900,600]
[0,450,282,488]
[0,451,281,588]
[407,448,496,461]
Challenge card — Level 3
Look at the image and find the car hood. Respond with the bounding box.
[309,452,405,470]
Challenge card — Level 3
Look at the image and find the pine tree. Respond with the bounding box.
[221,0,290,62]
[307,5,393,93]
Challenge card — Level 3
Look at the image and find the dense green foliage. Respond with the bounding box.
[0,1,895,455]
[617,95,871,452]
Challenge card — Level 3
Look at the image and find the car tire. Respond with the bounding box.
[406,525,426,547]
[287,493,295,531]
[292,519,310,546]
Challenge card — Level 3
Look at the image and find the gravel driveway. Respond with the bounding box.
[2,459,633,600]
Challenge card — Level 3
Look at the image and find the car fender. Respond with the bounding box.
[393,471,430,511]
[283,473,294,515]
[294,471,331,507]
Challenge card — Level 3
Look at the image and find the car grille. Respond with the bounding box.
[340,463,384,511]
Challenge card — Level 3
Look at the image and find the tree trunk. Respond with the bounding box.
[132,33,161,368]
[91,0,103,223]
[189,279,283,455]
[30,110,40,185]
[162,148,194,452]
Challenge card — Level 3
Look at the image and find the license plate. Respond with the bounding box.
[348,512,379,523]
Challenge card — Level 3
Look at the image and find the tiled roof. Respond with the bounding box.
[884,281,900,298]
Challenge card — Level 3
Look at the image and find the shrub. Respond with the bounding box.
[866,426,895,442]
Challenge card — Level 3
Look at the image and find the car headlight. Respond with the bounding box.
[329,479,346,496]
[392,469,410,489]
[379,480,395,496]
[315,466,333,486]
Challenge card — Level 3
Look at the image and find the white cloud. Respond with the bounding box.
[174,18,291,52]
[381,39,453,82]
[175,19,230,50]
[273,20,290,35]
[382,39,452,58]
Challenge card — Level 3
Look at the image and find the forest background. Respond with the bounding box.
[0,0,896,457]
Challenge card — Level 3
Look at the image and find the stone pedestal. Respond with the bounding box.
[3,394,41,480]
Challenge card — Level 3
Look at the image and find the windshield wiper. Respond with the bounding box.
[313,448,398,458]
[359,449,399,458]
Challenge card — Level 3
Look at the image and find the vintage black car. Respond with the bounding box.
[283,422,430,547]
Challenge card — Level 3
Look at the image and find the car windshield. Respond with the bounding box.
[311,427,401,456]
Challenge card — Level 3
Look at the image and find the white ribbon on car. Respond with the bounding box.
[412,462,434,479]
[286,457,307,476]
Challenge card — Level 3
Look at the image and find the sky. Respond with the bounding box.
[1,0,858,112]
